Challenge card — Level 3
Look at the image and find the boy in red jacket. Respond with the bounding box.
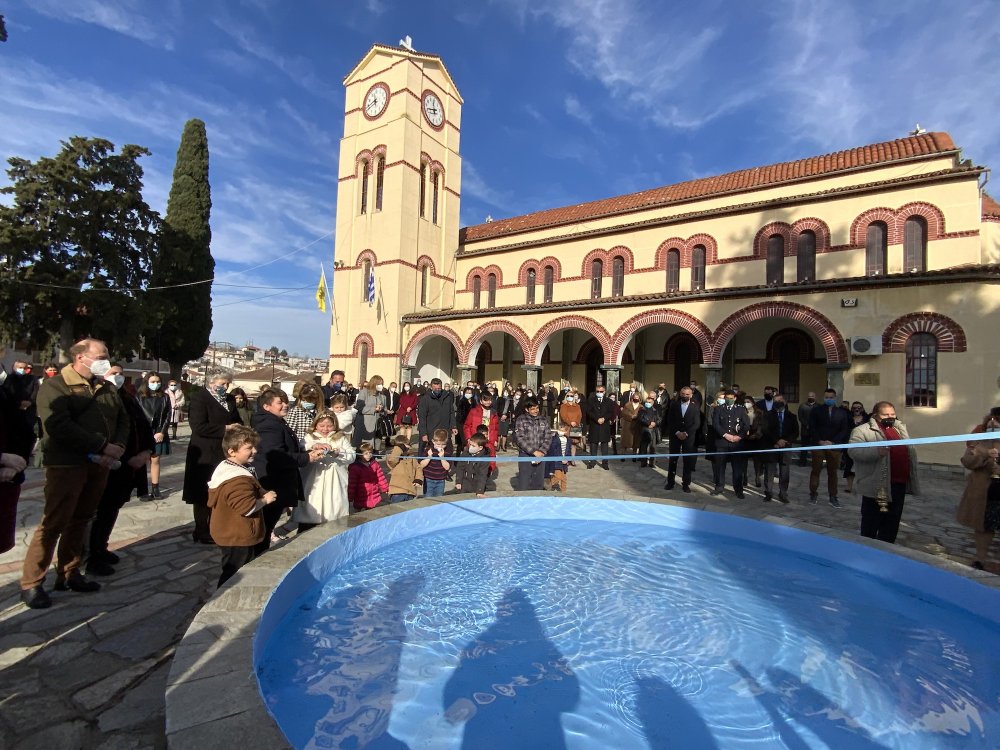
[348,442,389,510]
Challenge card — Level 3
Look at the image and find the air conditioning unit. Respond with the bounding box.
[850,336,883,356]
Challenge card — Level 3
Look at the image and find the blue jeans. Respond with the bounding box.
[388,493,414,504]
[423,479,445,497]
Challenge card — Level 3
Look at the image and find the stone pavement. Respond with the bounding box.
[1,428,997,749]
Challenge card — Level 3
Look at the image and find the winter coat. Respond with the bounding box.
[182,388,242,506]
[396,392,419,425]
[137,393,170,436]
[454,448,490,494]
[619,400,641,451]
[463,404,499,445]
[544,432,572,479]
[354,389,389,445]
[848,418,921,498]
[250,410,307,508]
[584,395,616,443]
[386,446,423,496]
[957,440,1000,532]
[206,461,267,547]
[348,458,388,509]
[417,389,456,440]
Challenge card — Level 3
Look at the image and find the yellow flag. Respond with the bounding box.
[316,268,327,312]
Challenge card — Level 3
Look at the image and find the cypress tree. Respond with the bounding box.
[148,119,213,377]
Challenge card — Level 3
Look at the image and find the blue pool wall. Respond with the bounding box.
[253,496,1000,670]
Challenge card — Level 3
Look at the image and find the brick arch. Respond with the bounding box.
[528,316,612,366]
[850,207,900,247]
[897,201,945,239]
[607,245,635,273]
[765,328,818,362]
[464,267,485,292]
[609,309,713,366]
[416,255,436,275]
[463,321,531,366]
[517,260,539,286]
[754,222,793,258]
[685,234,719,265]
[351,333,375,358]
[401,325,464,367]
[664,332,705,364]
[355,144,387,174]
[355,248,377,268]
[574,337,605,364]
[581,248,610,277]
[882,312,966,353]
[481,264,503,286]
[654,238,687,269]
[537,256,562,280]
[420,151,444,176]
[711,302,849,365]
[790,217,831,251]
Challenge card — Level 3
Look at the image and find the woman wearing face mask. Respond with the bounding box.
[456,387,477,453]
[183,374,241,544]
[165,379,186,440]
[353,375,389,452]
[841,402,869,493]
[395,382,419,442]
[136,372,171,499]
[958,408,1000,570]
[743,395,768,487]
[286,383,323,447]
[636,392,660,468]
[619,391,642,461]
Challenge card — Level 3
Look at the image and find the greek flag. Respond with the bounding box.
[366,268,375,306]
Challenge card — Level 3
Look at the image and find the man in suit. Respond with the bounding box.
[585,385,616,470]
[385,381,401,425]
[711,389,751,498]
[755,385,777,413]
[664,386,702,492]
[622,382,641,405]
[761,395,799,503]
[808,388,852,507]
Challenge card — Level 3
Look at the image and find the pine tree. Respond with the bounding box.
[148,119,213,378]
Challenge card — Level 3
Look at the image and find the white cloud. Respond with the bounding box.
[27,0,177,49]
[461,159,515,213]
[564,94,593,126]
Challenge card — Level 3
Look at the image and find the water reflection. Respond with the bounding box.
[635,675,720,749]
[443,589,580,749]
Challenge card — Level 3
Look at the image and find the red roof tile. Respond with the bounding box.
[983,192,1000,219]
[462,132,958,243]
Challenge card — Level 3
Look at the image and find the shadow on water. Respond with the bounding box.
[278,572,425,750]
[634,675,720,749]
[443,588,580,750]
[731,661,890,750]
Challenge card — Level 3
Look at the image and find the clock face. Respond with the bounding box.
[363,83,388,120]
[422,91,444,129]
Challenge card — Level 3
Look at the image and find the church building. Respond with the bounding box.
[328,43,1000,464]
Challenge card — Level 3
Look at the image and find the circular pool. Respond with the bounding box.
[254,497,1000,749]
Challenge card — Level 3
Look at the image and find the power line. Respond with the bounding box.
[213,285,312,308]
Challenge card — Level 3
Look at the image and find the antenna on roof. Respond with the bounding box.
[399,35,413,51]
[909,123,927,136]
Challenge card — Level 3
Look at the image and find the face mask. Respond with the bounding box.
[764,393,773,400]
[169,384,178,391]
[717,397,726,406]
[332,383,342,391]
[468,446,481,454]
[852,407,863,413]
[632,396,641,402]
[430,389,442,399]
[87,358,112,378]
[986,424,1000,432]
[464,393,473,399]
[745,403,754,410]
[105,374,125,389]
[13,367,25,376]
[403,386,410,392]
[527,392,534,397]
[680,396,690,403]
[774,402,786,411]
[644,401,654,408]
[807,397,816,404]
[148,382,161,391]
[725,397,736,406]
[824,398,836,407]
[376,384,383,392]
[596,393,604,400]
[880,418,896,428]
[390,387,397,392]
[300,401,315,410]
[214,385,227,396]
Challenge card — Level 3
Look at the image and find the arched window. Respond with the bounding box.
[691,245,706,290]
[361,259,372,302]
[525,268,536,304]
[673,342,691,391]
[611,256,625,297]
[358,342,369,384]
[432,171,440,224]
[766,234,784,285]
[796,230,816,282]
[591,259,603,299]
[543,265,554,303]
[359,159,369,215]
[666,249,680,292]
[472,275,482,310]
[905,332,937,407]
[487,273,497,307]
[420,264,429,306]
[866,221,887,276]
[419,162,427,218]
[904,216,927,272]
[778,338,801,404]
[374,156,385,211]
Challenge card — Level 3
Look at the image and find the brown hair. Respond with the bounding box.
[432,428,449,442]
[222,425,259,453]
[310,410,339,435]
[358,442,374,454]
[298,383,323,405]
[330,394,350,409]
[467,433,487,448]
[258,388,288,409]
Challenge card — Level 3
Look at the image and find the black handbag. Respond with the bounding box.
[376,415,394,439]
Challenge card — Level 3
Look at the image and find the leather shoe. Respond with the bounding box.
[93,549,120,564]
[87,560,116,577]
[54,574,101,593]
[664,482,675,490]
[681,485,691,492]
[21,586,52,609]
[734,492,745,499]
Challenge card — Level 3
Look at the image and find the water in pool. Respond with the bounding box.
[258,515,999,749]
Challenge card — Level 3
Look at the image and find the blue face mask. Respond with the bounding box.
[148,382,161,391]
[300,401,315,410]
[214,385,227,396]
[824,398,836,407]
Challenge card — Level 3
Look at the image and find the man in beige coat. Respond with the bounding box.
[848,401,920,544]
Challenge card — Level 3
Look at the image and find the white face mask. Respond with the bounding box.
[87,357,112,378]
[148,382,161,391]
[376,384,384,392]
[105,373,125,389]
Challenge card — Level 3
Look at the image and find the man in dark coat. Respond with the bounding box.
[182,374,242,544]
[711,389,751,498]
[761,396,800,503]
[664,386,702,492]
[251,388,322,553]
[321,369,357,408]
[585,385,616,470]
[808,388,851,507]
[417,378,456,445]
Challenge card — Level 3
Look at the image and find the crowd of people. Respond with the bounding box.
[1,339,998,610]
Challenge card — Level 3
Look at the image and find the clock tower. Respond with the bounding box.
[328,43,463,384]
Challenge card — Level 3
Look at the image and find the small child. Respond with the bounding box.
[386,435,423,504]
[206,425,277,588]
[544,424,573,492]
[293,411,355,527]
[419,428,452,497]
[347,442,388,511]
[455,433,490,497]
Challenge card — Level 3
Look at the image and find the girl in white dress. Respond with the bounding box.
[293,411,355,526]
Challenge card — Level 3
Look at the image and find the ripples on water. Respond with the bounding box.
[259,519,1000,749]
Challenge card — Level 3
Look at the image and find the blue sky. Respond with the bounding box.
[2,0,998,358]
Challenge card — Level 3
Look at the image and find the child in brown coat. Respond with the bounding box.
[386,435,424,503]
[207,425,277,588]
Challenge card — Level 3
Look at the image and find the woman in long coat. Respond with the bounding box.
[395,382,419,442]
[353,375,389,450]
[958,418,1000,570]
[619,392,642,460]
[182,374,241,543]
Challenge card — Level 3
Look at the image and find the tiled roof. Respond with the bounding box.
[984,192,1000,219]
[461,132,959,243]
